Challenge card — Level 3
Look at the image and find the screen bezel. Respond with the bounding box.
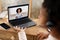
[8,4,29,22]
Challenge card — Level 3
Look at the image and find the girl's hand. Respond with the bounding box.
[13,26,20,32]
[37,32,49,40]
[13,26,26,32]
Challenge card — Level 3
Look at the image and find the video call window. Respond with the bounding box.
[9,6,28,20]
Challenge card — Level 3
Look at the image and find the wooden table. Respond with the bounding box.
[25,19,49,40]
[0,18,49,40]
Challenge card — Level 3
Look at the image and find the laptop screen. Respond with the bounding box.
[8,4,29,20]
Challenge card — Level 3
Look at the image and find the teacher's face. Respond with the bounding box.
[18,9,21,13]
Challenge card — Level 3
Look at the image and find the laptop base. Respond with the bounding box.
[10,21,36,28]
[19,21,36,28]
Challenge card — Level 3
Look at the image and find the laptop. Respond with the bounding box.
[8,4,36,28]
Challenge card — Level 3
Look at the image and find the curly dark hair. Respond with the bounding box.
[43,0,60,25]
[16,8,22,13]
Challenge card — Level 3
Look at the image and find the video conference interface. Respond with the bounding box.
[9,5,28,20]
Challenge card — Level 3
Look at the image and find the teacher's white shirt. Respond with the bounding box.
[16,13,23,18]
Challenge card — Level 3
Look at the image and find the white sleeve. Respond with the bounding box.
[18,29,27,40]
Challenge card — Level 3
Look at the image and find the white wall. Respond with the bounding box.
[19,0,29,4]
[32,0,43,8]
[31,0,44,18]
[1,0,29,11]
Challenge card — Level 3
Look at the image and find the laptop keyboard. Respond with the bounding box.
[11,18,32,26]
[19,21,36,28]
[18,18,32,24]
[22,18,31,23]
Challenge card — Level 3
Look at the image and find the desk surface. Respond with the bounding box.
[0,18,49,36]
[0,18,60,40]
[0,18,49,40]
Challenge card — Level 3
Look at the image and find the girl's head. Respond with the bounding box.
[42,0,60,21]
[39,0,60,26]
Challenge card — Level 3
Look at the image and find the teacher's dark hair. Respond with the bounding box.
[16,8,22,13]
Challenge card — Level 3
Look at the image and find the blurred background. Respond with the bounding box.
[0,0,43,19]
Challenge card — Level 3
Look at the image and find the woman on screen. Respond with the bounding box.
[16,8,23,19]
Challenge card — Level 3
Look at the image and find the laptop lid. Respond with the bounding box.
[8,4,29,23]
